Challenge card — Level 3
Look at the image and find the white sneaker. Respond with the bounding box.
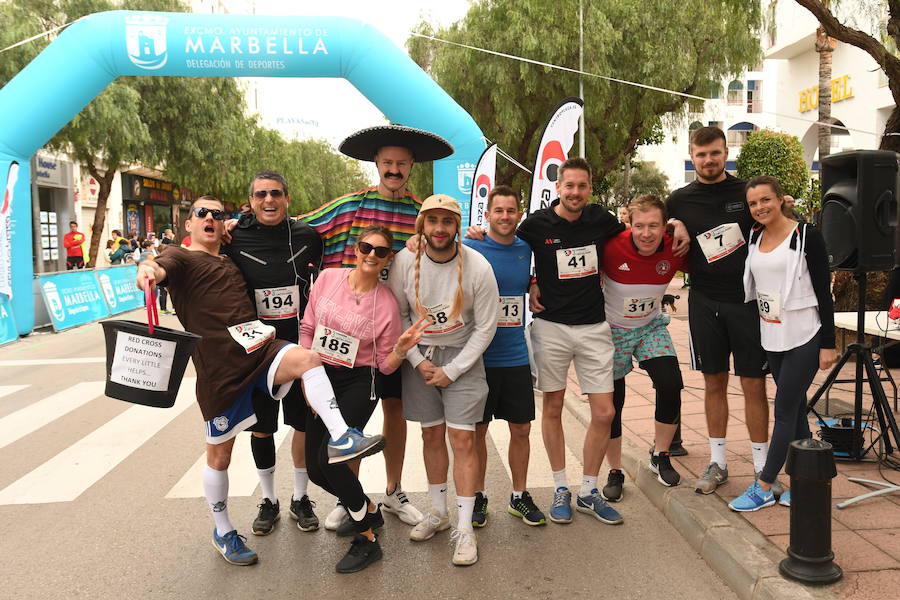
[409,509,450,541]
[450,528,478,566]
[382,486,423,525]
[324,503,348,531]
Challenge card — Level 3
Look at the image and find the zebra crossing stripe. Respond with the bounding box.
[0,381,105,450]
[0,384,29,400]
[0,379,195,505]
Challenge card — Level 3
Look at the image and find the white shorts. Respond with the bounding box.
[530,319,614,394]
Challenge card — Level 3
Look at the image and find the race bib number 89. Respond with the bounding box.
[756,291,782,324]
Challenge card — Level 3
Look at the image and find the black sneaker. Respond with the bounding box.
[507,491,547,526]
[251,498,280,535]
[472,492,488,528]
[649,451,681,486]
[601,469,625,502]
[337,504,384,537]
[335,534,383,574]
[290,495,319,532]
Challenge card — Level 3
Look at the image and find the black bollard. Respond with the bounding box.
[779,439,842,585]
[669,419,688,456]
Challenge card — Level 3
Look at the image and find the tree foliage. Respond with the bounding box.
[604,161,671,205]
[736,129,810,199]
[407,0,762,200]
[0,0,370,263]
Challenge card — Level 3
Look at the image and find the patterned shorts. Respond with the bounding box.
[611,313,677,380]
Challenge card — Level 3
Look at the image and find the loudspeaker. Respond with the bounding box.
[820,150,899,271]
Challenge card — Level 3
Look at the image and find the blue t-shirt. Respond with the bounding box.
[464,236,531,367]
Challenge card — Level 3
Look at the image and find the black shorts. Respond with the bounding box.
[66,256,84,269]
[479,365,536,425]
[376,369,402,400]
[247,382,308,434]
[687,289,768,378]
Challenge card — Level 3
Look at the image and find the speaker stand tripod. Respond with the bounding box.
[806,273,900,506]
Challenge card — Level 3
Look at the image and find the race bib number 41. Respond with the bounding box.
[697,223,745,263]
[227,320,276,354]
[254,285,299,319]
[556,245,598,279]
[312,323,360,367]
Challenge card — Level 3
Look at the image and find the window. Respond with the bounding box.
[727,80,744,106]
[727,122,758,147]
[747,80,762,113]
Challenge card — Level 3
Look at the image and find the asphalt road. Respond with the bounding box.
[0,310,736,599]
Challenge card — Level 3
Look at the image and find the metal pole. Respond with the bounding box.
[578,0,585,158]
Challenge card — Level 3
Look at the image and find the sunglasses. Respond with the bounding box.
[253,189,285,199]
[191,207,228,220]
[357,241,392,258]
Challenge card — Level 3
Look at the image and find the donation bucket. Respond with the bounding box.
[101,287,201,408]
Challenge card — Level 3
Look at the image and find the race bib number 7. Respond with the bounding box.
[227,320,276,354]
[556,245,598,279]
[697,223,745,263]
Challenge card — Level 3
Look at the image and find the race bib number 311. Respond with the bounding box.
[227,320,276,354]
[556,245,598,279]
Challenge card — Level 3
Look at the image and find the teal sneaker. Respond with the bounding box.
[212,529,258,566]
[778,489,791,507]
[729,481,775,512]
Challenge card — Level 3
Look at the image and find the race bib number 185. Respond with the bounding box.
[312,323,360,367]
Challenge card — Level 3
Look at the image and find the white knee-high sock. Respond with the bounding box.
[301,366,349,440]
[204,466,235,536]
[751,442,769,474]
[257,467,277,503]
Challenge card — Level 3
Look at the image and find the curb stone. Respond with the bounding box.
[562,390,837,600]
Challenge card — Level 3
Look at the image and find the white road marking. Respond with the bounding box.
[0,382,105,450]
[0,384,29,400]
[0,379,195,505]
[0,357,106,366]
[166,426,292,499]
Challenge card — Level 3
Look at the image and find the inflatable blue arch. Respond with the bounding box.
[0,10,484,336]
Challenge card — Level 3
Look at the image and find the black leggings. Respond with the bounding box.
[759,332,819,484]
[611,355,683,439]
[305,365,379,530]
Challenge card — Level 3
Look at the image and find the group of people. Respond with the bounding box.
[132,123,835,574]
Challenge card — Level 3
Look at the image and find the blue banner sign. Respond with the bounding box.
[95,266,143,315]
[38,271,110,331]
[0,294,17,346]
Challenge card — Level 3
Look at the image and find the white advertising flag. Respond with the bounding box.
[528,97,584,214]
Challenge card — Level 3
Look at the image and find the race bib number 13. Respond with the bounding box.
[227,320,276,354]
[497,295,524,327]
[556,245,598,279]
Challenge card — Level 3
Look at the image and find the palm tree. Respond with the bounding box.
[815,11,836,161]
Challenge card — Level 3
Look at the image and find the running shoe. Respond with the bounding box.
[410,509,450,541]
[576,490,624,525]
[337,505,384,537]
[507,491,547,526]
[668,441,688,457]
[601,469,625,502]
[251,498,280,535]
[756,471,786,499]
[212,529,258,566]
[649,452,681,487]
[472,492,488,528]
[327,428,386,464]
[450,529,478,566]
[549,487,573,524]
[382,485,423,525]
[325,503,349,531]
[289,495,319,532]
[695,463,728,494]
[778,489,791,507]
[335,534,383,574]
[729,481,775,512]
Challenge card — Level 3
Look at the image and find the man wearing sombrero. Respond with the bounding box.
[298,124,453,531]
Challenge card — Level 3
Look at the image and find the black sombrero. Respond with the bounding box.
[338,125,454,162]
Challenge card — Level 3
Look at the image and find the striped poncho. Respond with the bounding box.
[298,186,421,269]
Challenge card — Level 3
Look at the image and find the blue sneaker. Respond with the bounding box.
[729,481,776,512]
[212,529,258,565]
[549,487,573,524]
[327,428,386,464]
[576,490,624,525]
[778,489,791,507]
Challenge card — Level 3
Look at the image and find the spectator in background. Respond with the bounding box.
[136,239,156,265]
[617,206,631,228]
[63,221,86,270]
[109,239,132,265]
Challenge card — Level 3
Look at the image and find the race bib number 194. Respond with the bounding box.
[254,285,299,319]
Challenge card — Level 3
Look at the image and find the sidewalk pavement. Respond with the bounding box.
[560,283,900,600]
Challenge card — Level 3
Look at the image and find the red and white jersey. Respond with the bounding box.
[602,230,687,328]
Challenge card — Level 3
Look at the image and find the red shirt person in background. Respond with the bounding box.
[63,221,86,269]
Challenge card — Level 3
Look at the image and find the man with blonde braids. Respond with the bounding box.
[387,194,499,566]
